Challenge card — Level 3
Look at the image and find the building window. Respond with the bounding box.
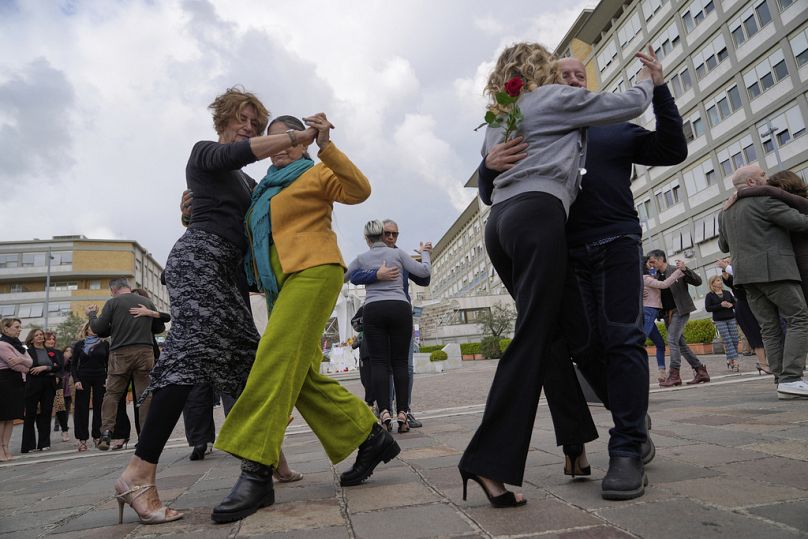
[49,281,78,292]
[654,180,682,211]
[21,252,47,267]
[664,226,693,254]
[693,34,729,80]
[597,40,619,73]
[0,305,16,317]
[9,283,26,293]
[48,302,72,315]
[681,0,715,32]
[789,27,808,67]
[618,12,643,50]
[758,105,807,154]
[52,251,72,266]
[89,280,102,290]
[704,84,743,128]
[744,48,790,100]
[718,135,757,177]
[693,211,721,243]
[642,0,668,22]
[652,22,680,60]
[669,65,693,97]
[18,303,43,318]
[777,0,796,8]
[730,0,774,48]
[636,198,653,221]
[0,254,19,268]
[683,111,706,141]
[683,158,717,196]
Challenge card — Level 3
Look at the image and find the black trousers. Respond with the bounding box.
[358,338,374,405]
[73,374,106,441]
[183,383,216,447]
[135,384,193,464]
[363,300,412,414]
[111,378,141,440]
[55,396,73,432]
[548,235,649,458]
[459,192,567,486]
[22,376,56,452]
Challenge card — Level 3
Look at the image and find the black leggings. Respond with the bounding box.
[134,385,192,464]
[363,300,412,414]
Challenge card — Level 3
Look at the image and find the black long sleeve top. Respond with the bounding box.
[704,290,736,321]
[71,339,110,380]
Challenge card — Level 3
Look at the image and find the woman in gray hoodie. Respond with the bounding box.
[458,41,654,508]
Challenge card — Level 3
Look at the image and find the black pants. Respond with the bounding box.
[111,378,141,440]
[358,338,374,405]
[183,383,216,447]
[460,192,567,486]
[55,396,73,432]
[363,300,412,414]
[135,384,193,464]
[73,374,106,441]
[22,376,56,452]
[549,235,649,458]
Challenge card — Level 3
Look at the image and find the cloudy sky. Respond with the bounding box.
[1,0,594,265]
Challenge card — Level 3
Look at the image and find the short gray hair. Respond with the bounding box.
[109,277,131,291]
[363,220,384,241]
[382,219,398,228]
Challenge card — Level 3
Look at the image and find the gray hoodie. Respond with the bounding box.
[483,79,654,215]
[346,242,431,305]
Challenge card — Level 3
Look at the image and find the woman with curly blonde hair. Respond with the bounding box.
[459,42,655,507]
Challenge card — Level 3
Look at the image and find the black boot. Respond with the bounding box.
[601,456,647,500]
[189,444,207,461]
[211,460,274,523]
[97,430,112,451]
[641,413,655,465]
[339,423,400,486]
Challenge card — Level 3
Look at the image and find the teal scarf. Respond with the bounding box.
[244,157,314,311]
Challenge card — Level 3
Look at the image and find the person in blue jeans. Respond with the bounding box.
[642,256,683,383]
[349,219,431,429]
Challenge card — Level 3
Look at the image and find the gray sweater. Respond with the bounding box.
[89,293,164,351]
[346,242,431,305]
[484,79,654,215]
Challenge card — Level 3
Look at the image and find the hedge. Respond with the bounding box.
[419,345,444,353]
[499,338,512,351]
[460,342,481,355]
[645,318,716,346]
[430,350,448,362]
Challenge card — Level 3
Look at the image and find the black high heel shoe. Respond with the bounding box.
[756,362,773,375]
[458,468,526,508]
[562,444,591,477]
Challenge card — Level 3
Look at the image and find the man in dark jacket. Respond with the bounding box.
[478,50,687,500]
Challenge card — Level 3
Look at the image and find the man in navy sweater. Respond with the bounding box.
[478,50,687,499]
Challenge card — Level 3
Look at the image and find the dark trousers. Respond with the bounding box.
[135,384,193,464]
[111,378,141,440]
[364,300,413,414]
[358,339,374,405]
[550,235,649,458]
[183,383,216,447]
[460,192,567,486]
[73,374,106,441]
[22,376,56,452]
[55,396,73,432]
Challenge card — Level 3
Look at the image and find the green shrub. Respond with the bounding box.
[481,336,503,359]
[684,318,716,343]
[419,345,444,353]
[430,350,448,362]
[499,338,512,352]
[461,342,481,355]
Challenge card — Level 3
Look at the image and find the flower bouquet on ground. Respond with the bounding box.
[475,76,525,141]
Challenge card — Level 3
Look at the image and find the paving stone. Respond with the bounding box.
[238,499,344,535]
[47,523,140,539]
[662,476,806,508]
[0,506,91,533]
[126,507,237,538]
[351,503,474,539]
[51,506,142,532]
[546,478,682,511]
[655,443,770,467]
[674,414,748,426]
[713,457,808,490]
[465,494,602,536]
[345,481,441,513]
[399,445,460,460]
[538,525,637,539]
[746,500,808,533]
[641,456,720,484]
[597,498,796,538]
[741,439,808,460]
[244,525,351,538]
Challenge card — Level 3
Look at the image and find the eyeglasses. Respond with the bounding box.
[384,231,399,238]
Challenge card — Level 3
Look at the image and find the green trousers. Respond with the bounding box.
[215,247,376,467]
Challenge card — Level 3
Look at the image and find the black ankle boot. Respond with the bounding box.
[97,430,112,451]
[641,435,656,465]
[339,423,400,486]
[211,460,274,523]
[601,456,647,500]
[189,444,207,461]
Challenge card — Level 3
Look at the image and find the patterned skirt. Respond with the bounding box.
[144,228,260,398]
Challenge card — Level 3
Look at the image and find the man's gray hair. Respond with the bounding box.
[382,219,398,227]
[109,277,131,291]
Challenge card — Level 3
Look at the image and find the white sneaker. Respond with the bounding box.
[777,379,808,399]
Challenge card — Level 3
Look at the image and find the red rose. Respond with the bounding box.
[48,351,55,358]
[504,76,524,97]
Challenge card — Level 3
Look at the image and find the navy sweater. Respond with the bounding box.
[479,84,687,246]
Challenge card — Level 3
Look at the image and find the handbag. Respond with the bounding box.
[53,388,66,413]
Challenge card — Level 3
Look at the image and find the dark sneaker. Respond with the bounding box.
[601,456,647,500]
[340,423,400,486]
[406,411,423,428]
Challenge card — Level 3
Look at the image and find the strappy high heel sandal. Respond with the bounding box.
[396,411,410,433]
[77,440,88,452]
[273,469,304,483]
[459,467,526,508]
[110,439,129,451]
[114,478,183,525]
[756,362,773,375]
[562,444,592,477]
[379,410,393,432]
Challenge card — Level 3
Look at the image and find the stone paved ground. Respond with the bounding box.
[1,354,807,538]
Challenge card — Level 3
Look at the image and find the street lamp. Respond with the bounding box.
[43,247,54,330]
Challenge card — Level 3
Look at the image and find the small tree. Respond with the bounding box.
[477,304,516,359]
[55,312,85,349]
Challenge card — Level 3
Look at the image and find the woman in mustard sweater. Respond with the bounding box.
[211,115,399,523]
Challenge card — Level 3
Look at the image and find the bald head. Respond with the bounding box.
[557,57,587,88]
[732,165,767,190]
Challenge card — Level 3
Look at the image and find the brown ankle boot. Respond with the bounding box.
[685,365,710,385]
[659,368,681,387]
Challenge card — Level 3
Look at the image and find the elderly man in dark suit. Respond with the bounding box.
[719,165,808,399]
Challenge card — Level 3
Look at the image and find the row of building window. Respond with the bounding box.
[4,280,104,294]
[0,251,73,268]
[0,302,71,319]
